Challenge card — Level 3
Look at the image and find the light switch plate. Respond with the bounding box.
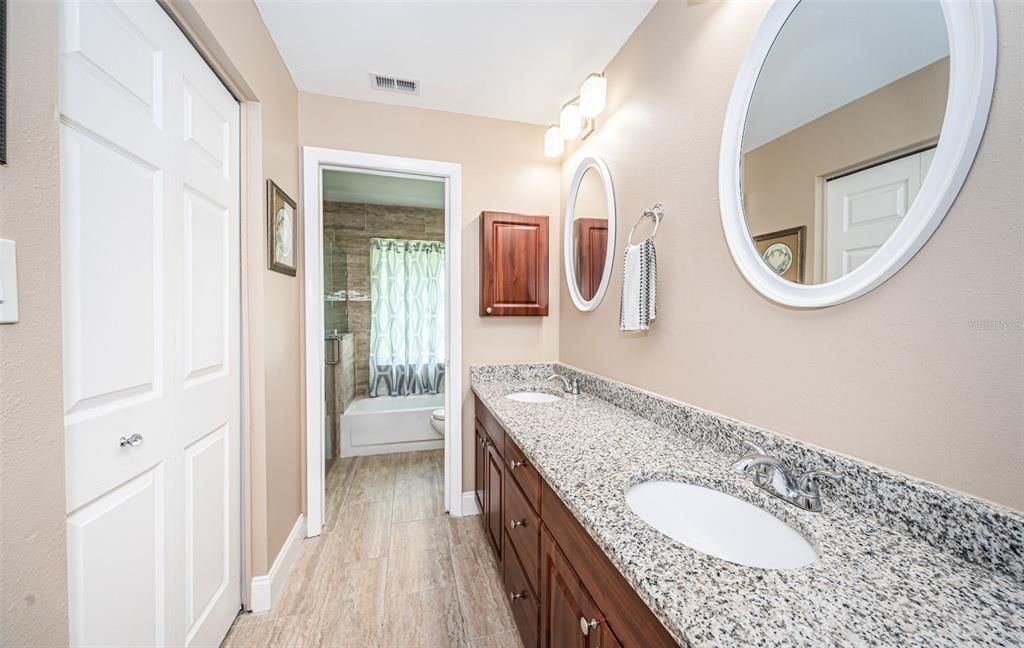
[0,239,19,324]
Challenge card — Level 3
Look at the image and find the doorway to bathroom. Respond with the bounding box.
[302,148,464,538]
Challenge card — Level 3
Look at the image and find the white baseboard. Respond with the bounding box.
[461,491,480,516]
[250,514,305,612]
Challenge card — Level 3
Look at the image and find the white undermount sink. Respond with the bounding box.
[505,391,562,403]
[625,480,816,569]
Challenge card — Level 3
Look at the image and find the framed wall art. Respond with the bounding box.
[267,179,297,276]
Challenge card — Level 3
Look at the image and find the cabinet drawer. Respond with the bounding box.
[504,467,540,592]
[505,435,540,512]
[504,532,540,648]
[475,396,505,453]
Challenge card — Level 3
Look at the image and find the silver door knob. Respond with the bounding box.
[485,307,492,314]
[119,433,144,448]
[510,460,527,469]
[580,617,598,635]
[510,519,524,529]
[509,591,523,602]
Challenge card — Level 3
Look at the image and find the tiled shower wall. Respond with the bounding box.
[323,201,444,397]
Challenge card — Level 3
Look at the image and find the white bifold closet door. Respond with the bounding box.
[59,0,241,646]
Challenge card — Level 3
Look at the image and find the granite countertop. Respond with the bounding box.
[471,374,1024,647]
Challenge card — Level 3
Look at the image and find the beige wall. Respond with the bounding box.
[744,58,949,282]
[184,0,304,574]
[299,93,561,487]
[559,0,1024,511]
[0,2,69,644]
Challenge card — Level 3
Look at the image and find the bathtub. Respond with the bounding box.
[340,393,444,456]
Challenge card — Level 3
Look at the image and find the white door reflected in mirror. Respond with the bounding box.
[719,0,997,307]
[564,156,616,311]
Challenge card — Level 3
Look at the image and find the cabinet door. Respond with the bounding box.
[474,423,487,514]
[480,211,549,316]
[541,528,612,648]
[485,442,505,560]
[574,218,609,301]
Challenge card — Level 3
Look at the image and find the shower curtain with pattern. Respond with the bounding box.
[368,238,445,397]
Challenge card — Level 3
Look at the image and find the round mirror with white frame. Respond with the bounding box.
[719,0,996,308]
[565,156,616,311]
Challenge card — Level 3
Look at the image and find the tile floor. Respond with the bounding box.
[222,450,524,648]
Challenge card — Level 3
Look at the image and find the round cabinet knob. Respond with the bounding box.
[510,519,525,529]
[580,617,599,635]
[485,307,493,314]
[509,591,523,602]
[510,460,527,470]
[119,433,144,448]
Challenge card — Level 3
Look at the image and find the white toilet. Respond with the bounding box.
[430,408,445,437]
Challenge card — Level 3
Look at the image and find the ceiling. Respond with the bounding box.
[743,0,949,151]
[322,169,445,208]
[255,0,655,125]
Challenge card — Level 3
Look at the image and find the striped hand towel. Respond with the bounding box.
[619,239,657,331]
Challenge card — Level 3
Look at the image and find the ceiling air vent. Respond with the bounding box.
[369,73,420,96]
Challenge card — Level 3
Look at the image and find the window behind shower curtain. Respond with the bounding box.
[368,238,445,397]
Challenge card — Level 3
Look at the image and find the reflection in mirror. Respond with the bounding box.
[572,168,610,301]
[741,0,949,285]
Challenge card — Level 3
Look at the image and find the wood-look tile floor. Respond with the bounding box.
[222,450,524,648]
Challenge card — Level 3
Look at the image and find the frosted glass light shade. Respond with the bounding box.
[544,125,564,158]
[580,74,607,118]
[559,101,582,140]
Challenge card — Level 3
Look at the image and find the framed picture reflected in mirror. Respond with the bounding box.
[753,226,805,283]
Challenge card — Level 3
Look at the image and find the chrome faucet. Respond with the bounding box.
[546,374,580,395]
[731,440,842,512]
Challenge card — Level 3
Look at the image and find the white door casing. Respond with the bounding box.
[59,1,241,646]
[302,147,464,536]
[825,149,935,281]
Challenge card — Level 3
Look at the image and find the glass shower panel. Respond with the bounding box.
[323,224,354,464]
[324,230,349,334]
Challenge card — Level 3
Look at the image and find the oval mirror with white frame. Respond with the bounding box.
[565,157,616,311]
[719,0,996,308]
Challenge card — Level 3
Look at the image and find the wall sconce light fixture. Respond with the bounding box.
[579,73,607,118]
[545,73,607,158]
[544,125,565,158]
[559,99,583,141]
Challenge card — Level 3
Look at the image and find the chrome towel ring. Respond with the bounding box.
[627,203,664,246]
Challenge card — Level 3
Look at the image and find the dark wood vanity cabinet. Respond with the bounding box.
[474,396,677,648]
[480,211,549,317]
